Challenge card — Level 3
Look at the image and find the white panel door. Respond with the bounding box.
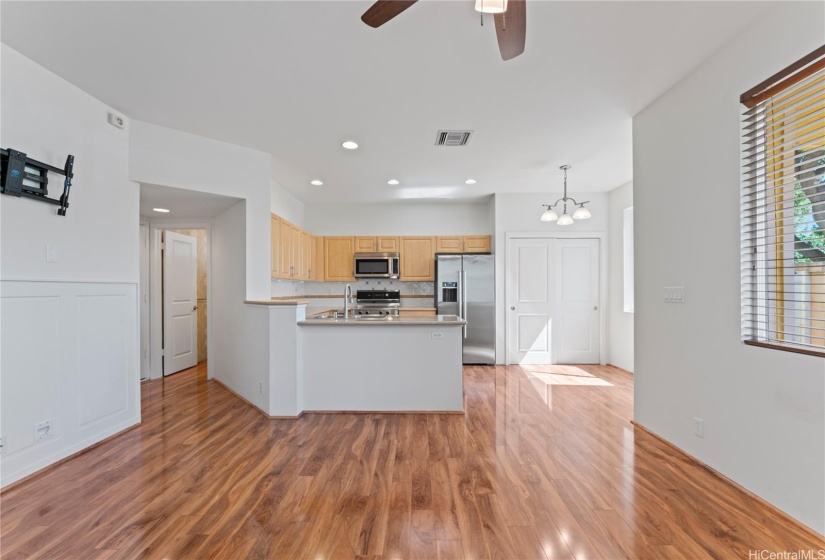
[163,231,198,376]
[507,238,555,364]
[556,238,600,364]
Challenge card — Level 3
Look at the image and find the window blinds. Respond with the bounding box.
[741,46,825,357]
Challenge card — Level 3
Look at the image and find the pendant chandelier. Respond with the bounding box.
[540,165,591,225]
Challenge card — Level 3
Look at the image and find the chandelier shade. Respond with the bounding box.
[540,165,591,225]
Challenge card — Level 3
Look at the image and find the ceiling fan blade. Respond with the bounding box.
[494,0,526,60]
[361,0,418,28]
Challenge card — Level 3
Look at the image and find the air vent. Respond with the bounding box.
[435,130,473,147]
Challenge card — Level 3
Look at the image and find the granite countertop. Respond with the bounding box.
[299,315,466,326]
[245,299,309,306]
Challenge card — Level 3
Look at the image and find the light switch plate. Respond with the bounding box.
[664,287,686,303]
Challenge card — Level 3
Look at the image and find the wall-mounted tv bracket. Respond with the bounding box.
[1,148,75,216]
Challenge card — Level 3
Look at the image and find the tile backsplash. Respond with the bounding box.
[271,279,434,298]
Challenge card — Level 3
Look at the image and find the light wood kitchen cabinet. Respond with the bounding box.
[354,237,377,253]
[325,237,355,281]
[400,237,436,281]
[436,237,463,253]
[399,308,436,317]
[463,235,491,253]
[377,237,400,252]
[435,235,491,253]
[270,211,489,281]
[291,224,304,280]
[313,236,325,281]
[271,214,280,278]
[278,219,293,278]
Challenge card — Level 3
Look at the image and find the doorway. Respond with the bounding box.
[506,237,601,365]
[162,229,207,376]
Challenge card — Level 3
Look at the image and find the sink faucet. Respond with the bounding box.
[343,284,353,318]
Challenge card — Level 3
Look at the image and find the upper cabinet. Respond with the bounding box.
[436,237,463,253]
[400,237,436,281]
[325,237,355,282]
[271,214,315,280]
[269,213,490,282]
[462,235,491,253]
[271,214,280,277]
[313,236,325,281]
[354,237,377,253]
[436,235,491,254]
[377,237,400,252]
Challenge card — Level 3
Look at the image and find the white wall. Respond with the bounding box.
[305,201,493,236]
[494,192,609,364]
[129,120,276,410]
[0,46,140,486]
[633,2,824,534]
[608,182,634,372]
[129,121,271,300]
[271,181,305,228]
[210,201,273,412]
[0,46,138,282]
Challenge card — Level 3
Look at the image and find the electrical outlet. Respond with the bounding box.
[45,245,58,263]
[664,287,686,303]
[0,436,5,455]
[694,417,704,438]
[34,420,52,441]
[431,332,444,339]
[259,382,263,394]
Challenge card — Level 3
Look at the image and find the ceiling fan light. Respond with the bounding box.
[541,207,558,222]
[474,0,508,14]
[557,213,574,226]
[573,205,591,220]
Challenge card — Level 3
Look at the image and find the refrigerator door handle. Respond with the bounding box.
[461,270,468,339]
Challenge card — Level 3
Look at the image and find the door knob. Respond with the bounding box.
[193,305,198,311]
[511,306,515,310]
[593,306,598,311]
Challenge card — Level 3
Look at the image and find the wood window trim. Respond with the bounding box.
[744,339,825,359]
[740,44,825,108]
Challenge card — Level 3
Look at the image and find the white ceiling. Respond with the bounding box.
[3,1,775,204]
[139,183,241,219]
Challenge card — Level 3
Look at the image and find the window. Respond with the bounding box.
[741,45,825,357]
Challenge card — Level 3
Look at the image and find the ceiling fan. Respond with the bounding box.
[360,0,526,61]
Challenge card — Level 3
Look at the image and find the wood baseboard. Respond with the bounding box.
[0,423,141,495]
[606,363,633,374]
[631,421,824,539]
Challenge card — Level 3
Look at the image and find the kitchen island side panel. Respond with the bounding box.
[300,324,464,412]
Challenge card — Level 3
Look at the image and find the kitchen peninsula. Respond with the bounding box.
[244,299,466,416]
[299,314,466,412]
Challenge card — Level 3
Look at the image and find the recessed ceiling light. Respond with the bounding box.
[342,141,359,150]
[465,178,477,185]
[153,208,170,213]
[387,179,400,185]
[310,180,323,186]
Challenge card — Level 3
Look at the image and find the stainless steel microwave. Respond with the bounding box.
[354,252,400,278]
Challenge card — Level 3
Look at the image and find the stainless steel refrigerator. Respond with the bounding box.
[435,254,495,364]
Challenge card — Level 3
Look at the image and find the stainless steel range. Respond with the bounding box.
[353,289,401,317]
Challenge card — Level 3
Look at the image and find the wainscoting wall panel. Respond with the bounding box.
[0,281,140,487]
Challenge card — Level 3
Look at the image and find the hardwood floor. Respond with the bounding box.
[1,363,822,559]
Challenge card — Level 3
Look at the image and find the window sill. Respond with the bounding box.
[743,339,825,359]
